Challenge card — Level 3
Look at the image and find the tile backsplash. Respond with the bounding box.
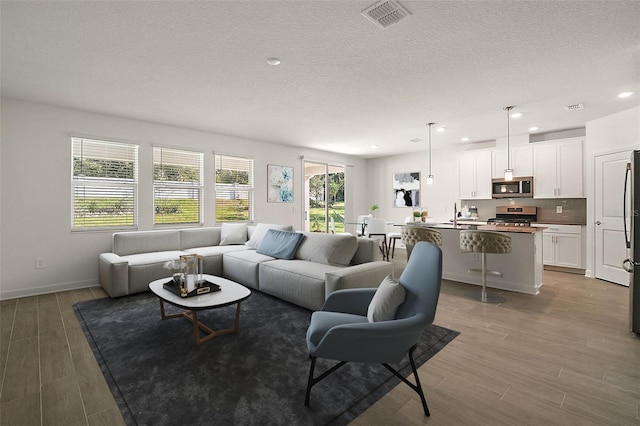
[460,198,586,225]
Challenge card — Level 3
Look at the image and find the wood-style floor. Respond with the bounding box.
[1,250,638,425]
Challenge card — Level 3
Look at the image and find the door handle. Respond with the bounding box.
[595,221,602,225]
[623,259,635,273]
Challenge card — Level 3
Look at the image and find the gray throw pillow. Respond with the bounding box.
[220,223,248,245]
[367,274,406,322]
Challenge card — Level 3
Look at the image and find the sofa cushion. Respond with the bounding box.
[122,250,187,266]
[259,259,344,311]
[367,274,406,322]
[184,245,249,276]
[245,223,294,249]
[113,230,180,256]
[257,230,304,260]
[295,232,358,266]
[180,227,221,249]
[220,223,248,245]
[222,250,275,289]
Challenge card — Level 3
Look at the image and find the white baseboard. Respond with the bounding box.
[0,279,99,301]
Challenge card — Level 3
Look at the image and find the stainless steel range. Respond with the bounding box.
[487,206,537,227]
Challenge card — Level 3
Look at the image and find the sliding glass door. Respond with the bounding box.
[303,161,345,233]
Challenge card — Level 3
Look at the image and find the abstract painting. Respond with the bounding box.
[268,164,294,202]
[392,172,420,207]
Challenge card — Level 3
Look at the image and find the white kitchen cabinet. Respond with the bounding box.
[458,150,492,199]
[492,145,533,178]
[536,224,584,269]
[533,138,584,198]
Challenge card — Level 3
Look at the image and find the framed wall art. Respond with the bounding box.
[392,172,420,208]
[267,164,294,202]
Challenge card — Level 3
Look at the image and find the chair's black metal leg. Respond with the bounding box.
[408,346,430,416]
[304,356,316,406]
[382,346,430,416]
[304,357,348,407]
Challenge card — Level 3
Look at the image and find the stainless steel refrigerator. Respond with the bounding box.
[624,149,640,334]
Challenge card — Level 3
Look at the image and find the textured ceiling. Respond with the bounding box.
[2,1,639,158]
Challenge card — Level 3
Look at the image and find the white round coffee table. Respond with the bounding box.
[149,274,251,345]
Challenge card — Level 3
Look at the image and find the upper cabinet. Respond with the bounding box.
[458,149,492,199]
[532,137,584,198]
[492,145,533,178]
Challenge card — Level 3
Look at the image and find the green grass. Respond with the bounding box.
[309,203,345,233]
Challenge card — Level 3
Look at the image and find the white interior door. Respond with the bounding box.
[595,150,631,285]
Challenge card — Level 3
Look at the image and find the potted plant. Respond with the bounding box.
[370,204,379,217]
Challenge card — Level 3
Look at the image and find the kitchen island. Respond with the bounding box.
[405,223,544,295]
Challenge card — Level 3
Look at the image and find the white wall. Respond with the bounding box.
[0,98,367,299]
[365,146,461,225]
[585,106,640,277]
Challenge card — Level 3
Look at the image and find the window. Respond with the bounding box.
[215,154,254,222]
[72,137,138,230]
[153,147,203,225]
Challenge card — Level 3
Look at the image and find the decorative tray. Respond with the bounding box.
[163,279,221,298]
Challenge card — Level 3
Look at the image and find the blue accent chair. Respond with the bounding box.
[304,241,443,416]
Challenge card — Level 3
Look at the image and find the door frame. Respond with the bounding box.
[301,159,346,233]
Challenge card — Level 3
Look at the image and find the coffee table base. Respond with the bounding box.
[158,299,242,345]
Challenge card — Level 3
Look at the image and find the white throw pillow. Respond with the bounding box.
[367,275,406,322]
[245,223,293,249]
[220,223,248,246]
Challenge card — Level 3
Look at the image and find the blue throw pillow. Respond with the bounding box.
[256,229,305,260]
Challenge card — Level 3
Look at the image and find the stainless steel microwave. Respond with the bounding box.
[491,177,533,198]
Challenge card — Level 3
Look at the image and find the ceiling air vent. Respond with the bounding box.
[564,102,585,111]
[362,0,411,29]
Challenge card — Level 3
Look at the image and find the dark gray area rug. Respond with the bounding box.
[74,290,458,426]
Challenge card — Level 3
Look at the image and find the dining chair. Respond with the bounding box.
[366,218,389,260]
[355,214,373,236]
[387,216,412,259]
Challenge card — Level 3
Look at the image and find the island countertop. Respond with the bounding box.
[403,222,545,234]
[399,223,544,295]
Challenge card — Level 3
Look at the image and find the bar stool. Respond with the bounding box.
[459,230,511,303]
[401,226,442,260]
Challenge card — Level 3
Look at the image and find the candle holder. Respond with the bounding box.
[163,254,220,298]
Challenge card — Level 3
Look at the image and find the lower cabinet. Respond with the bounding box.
[536,224,584,269]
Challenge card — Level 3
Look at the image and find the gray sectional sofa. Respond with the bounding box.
[98,224,393,311]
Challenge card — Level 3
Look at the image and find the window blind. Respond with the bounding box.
[153,147,203,225]
[215,154,254,222]
[71,137,138,230]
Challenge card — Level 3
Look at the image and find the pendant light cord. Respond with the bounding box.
[427,123,433,175]
[504,106,514,169]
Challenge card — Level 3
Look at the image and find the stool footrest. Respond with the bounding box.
[467,268,503,277]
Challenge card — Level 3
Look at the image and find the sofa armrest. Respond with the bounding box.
[324,261,394,299]
[99,253,129,298]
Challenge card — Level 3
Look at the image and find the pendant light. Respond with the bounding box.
[503,106,514,181]
[426,122,435,185]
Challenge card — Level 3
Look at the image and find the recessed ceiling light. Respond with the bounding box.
[461,137,470,142]
[510,112,524,118]
[371,144,379,149]
[618,91,635,98]
[529,126,539,132]
[436,127,446,132]
[266,57,281,66]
